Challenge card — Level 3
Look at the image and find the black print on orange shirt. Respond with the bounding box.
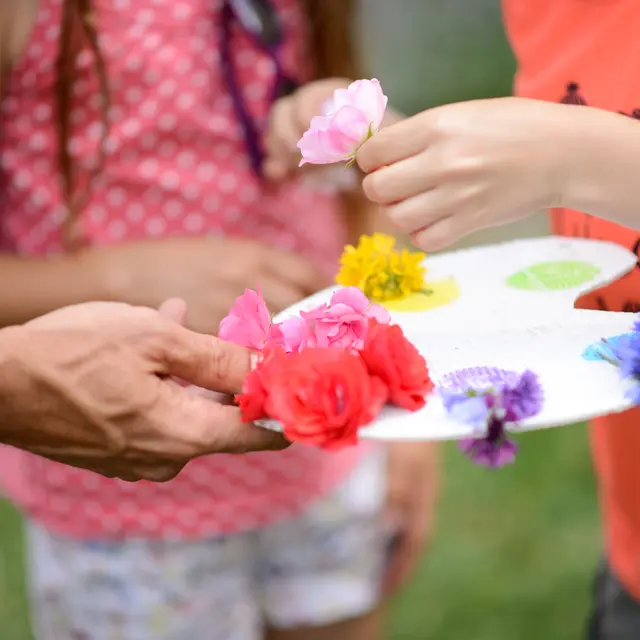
[558,82,640,311]
[559,82,640,119]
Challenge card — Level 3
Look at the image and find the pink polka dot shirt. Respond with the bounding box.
[0,0,364,539]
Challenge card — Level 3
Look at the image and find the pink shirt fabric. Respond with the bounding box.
[0,0,365,540]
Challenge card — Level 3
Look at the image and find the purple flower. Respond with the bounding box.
[440,390,488,429]
[439,368,543,469]
[459,416,518,469]
[503,370,544,421]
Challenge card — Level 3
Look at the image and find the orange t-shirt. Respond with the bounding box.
[503,0,640,597]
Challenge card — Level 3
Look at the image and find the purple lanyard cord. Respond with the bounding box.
[220,0,299,177]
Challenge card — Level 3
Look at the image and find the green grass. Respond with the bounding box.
[0,424,599,639]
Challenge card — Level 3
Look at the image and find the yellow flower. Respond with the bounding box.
[336,233,428,302]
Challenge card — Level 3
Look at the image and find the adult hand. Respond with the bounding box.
[382,442,439,596]
[357,97,575,251]
[0,301,287,481]
[88,236,328,334]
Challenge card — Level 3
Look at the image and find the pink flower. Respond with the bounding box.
[277,316,310,354]
[302,286,391,351]
[218,288,283,350]
[297,79,388,166]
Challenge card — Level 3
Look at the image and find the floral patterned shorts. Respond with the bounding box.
[26,450,387,640]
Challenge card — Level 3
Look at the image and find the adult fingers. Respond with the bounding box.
[362,153,434,205]
[357,111,433,174]
[161,387,290,455]
[152,323,252,395]
[265,248,330,295]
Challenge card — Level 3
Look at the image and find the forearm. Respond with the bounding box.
[0,252,109,327]
[561,106,640,229]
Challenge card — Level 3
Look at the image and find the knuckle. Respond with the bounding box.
[209,338,234,382]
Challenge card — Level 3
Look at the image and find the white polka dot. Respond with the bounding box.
[125,87,143,104]
[219,173,238,193]
[174,57,192,75]
[173,2,190,19]
[158,113,176,132]
[183,183,201,200]
[158,79,177,97]
[13,170,32,190]
[108,219,127,239]
[183,213,204,232]
[142,32,161,50]
[176,151,196,169]
[107,187,127,206]
[257,57,275,79]
[125,55,143,72]
[163,200,183,218]
[121,119,142,138]
[84,500,104,519]
[145,217,166,236]
[140,100,159,119]
[177,92,195,111]
[202,195,220,213]
[159,170,179,190]
[137,8,155,22]
[102,514,124,534]
[196,162,216,181]
[224,207,241,223]
[126,202,145,222]
[138,158,159,179]
[89,205,107,224]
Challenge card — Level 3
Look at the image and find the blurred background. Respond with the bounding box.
[0,1,598,638]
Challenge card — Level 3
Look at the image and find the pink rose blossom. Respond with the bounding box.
[218,288,283,350]
[302,286,391,351]
[297,79,388,166]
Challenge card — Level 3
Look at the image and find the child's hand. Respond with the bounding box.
[382,441,438,595]
[357,97,576,251]
[263,77,354,181]
[84,236,329,335]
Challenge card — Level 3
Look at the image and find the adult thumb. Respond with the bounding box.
[154,323,253,395]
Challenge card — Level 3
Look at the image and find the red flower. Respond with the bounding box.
[265,348,388,450]
[236,347,286,421]
[360,319,433,411]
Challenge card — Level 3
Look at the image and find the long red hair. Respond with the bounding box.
[54,0,359,246]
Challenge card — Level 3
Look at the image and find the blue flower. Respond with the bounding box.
[613,332,640,403]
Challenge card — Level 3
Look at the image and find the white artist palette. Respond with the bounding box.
[263,237,639,442]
